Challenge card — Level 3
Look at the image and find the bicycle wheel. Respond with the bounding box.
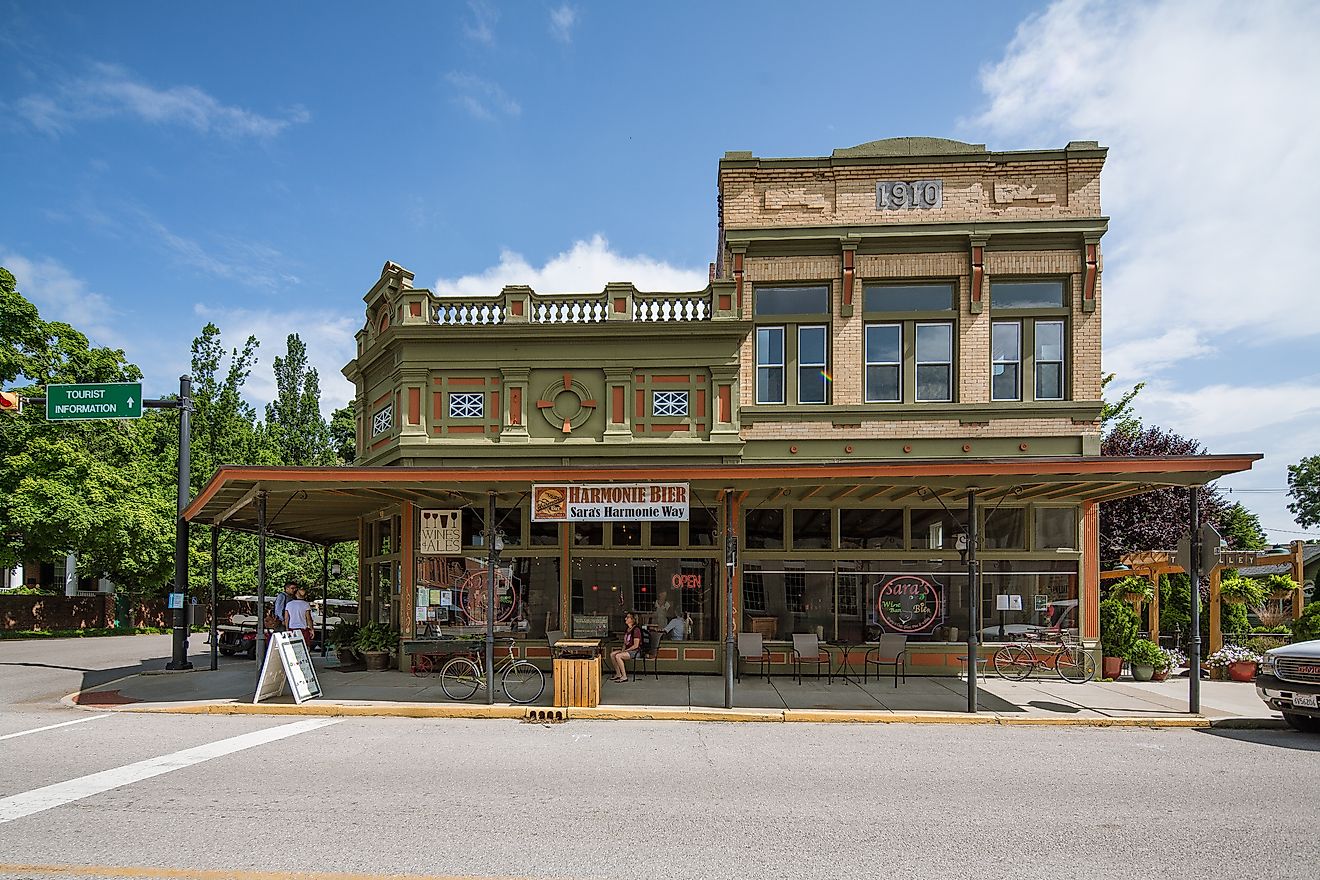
[1056,646,1096,684]
[439,656,482,701]
[993,645,1034,681]
[411,654,434,679]
[501,660,545,704]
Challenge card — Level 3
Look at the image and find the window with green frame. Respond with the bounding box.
[862,282,957,403]
[753,285,831,405]
[989,280,1069,402]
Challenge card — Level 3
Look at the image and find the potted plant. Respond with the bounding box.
[332,621,360,665]
[1154,647,1186,682]
[1099,597,1139,679]
[1263,574,1299,600]
[1127,638,1163,682]
[1219,576,1266,607]
[1207,644,1263,682]
[1111,576,1154,611]
[355,621,398,671]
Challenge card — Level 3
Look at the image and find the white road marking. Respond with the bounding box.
[0,717,340,824]
[0,714,109,741]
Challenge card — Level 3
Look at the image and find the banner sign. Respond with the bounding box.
[532,483,689,522]
[419,509,462,555]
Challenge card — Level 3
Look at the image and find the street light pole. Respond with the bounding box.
[167,374,193,671]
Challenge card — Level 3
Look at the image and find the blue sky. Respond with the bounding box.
[3,0,1319,541]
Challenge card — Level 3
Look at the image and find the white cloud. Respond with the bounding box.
[0,250,119,346]
[971,0,1320,386]
[191,303,359,417]
[464,0,498,45]
[433,235,707,295]
[136,212,301,290]
[445,72,521,121]
[549,4,579,44]
[15,62,309,138]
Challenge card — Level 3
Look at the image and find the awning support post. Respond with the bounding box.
[256,490,268,684]
[209,525,219,672]
[1188,488,1201,715]
[485,491,496,706]
[966,488,979,714]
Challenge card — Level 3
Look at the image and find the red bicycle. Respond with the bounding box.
[992,633,1095,683]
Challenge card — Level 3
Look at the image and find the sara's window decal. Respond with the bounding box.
[653,390,689,417]
[449,392,484,419]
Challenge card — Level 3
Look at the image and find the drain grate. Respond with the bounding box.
[524,708,568,724]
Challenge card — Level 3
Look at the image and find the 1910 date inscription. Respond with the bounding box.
[876,179,942,211]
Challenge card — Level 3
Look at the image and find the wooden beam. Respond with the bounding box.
[858,485,891,502]
[829,484,860,502]
[211,483,262,526]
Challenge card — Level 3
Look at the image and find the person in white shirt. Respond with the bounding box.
[284,587,315,646]
[662,612,687,642]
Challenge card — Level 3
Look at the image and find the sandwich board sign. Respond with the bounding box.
[253,631,323,704]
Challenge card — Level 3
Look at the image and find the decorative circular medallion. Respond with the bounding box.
[875,575,942,634]
[536,376,597,434]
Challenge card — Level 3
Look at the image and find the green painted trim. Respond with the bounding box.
[723,219,1110,243]
[740,436,1089,461]
[739,401,1103,423]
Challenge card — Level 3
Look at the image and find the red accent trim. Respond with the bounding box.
[370,436,390,451]
[718,294,731,311]
[511,300,524,317]
[733,253,744,310]
[490,392,499,425]
[719,386,731,422]
[612,386,625,423]
[407,388,420,425]
[563,372,573,390]
[635,390,644,419]
[578,400,597,408]
[971,245,984,305]
[652,375,689,383]
[1083,502,1100,641]
[695,389,706,417]
[536,400,556,408]
[371,392,391,409]
[1084,244,1098,302]
[613,297,626,313]
[842,249,855,307]
[510,388,521,426]
[561,418,572,434]
[448,425,485,434]
[408,301,422,317]
[448,377,487,387]
[682,647,716,662]
[651,424,686,432]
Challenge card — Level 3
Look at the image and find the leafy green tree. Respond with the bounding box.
[1218,501,1267,551]
[189,323,268,491]
[1099,372,1143,435]
[329,402,356,464]
[265,334,333,466]
[1287,455,1320,529]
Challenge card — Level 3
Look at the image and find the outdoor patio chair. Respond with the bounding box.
[631,630,663,681]
[736,632,770,683]
[791,633,832,685]
[864,633,907,687]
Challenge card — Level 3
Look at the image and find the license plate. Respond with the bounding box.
[1294,693,1319,709]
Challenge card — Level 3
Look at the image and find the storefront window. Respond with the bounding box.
[572,555,717,640]
[978,560,1078,643]
[497,507,523,547]
[910,510,957,549]
[651,520,681,547]
[745,509,785,549]
[530,520,559,546]
[612,522,642,547]
[573,522,603,546]
[688,507,719,546]
[792,509,832,549]
[839,508,904,549]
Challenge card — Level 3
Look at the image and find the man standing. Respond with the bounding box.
[273,581,297,632]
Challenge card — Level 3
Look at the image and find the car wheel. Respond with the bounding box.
[219,648,235,656]
[1282,711,1320,734]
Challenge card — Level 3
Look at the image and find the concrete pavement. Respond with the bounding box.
[51,637,1286,727]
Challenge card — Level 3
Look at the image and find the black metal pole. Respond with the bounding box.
[724,489,736,709]
[1188,488,1202,714]
[321,544,330,657]
[209,526,218,671]
[256,490,267,682]
[486,492,496,705]
[167,375,193,670]
[966,488,979,714]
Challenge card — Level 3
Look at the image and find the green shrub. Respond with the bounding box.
[1099,597,1139,658]
[1293,601,1320,642]
[354,621,398,653]
[332,621,360,650]
[1127,638,1164,668]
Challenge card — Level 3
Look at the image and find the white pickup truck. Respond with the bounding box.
[1256,638,1320,733]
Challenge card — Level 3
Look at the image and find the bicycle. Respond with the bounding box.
[436,638,545,704]
[992,632,1096,683]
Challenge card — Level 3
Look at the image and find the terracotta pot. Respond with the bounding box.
[1228,661,1258,682]
[1151,669,1169,682]
[1102,656,1124,679]
[1130,664,1155,682]
[362,650,390,671]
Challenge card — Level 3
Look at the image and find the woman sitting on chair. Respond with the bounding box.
[610,613,643,683]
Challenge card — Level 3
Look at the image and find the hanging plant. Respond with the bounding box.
[1263,574,1299,600]
[1219,576,1267,607]
[1110,575,1154,609]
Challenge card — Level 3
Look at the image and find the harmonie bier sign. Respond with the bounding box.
[532,483,689,522]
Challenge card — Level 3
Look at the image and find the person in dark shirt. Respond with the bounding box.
[610,613,643,682]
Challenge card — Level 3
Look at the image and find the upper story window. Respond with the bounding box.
[652,390,689,417]
[862,283,956,404]
[754,286,831,405]
[372,403,394,436]
[990,280,1068,402]
[449,392,484,419]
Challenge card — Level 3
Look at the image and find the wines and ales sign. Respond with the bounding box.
[419,509,462,555]
[532,483,689,522]
[875,575,942,634]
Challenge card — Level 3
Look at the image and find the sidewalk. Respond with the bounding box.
[63,654,1285,727]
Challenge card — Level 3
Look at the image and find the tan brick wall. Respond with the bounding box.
[720,158,1103,230]
[741,417,1099,441]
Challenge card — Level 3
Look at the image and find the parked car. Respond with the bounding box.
[979,600,1079,642]
[1257,639,1320,733]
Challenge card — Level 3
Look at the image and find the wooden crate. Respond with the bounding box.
[553,656,600,708]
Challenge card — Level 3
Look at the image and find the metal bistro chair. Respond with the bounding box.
[864,633,908,688]
[791,633,832,686]
[736,632,770,683]
[631,630,663,681]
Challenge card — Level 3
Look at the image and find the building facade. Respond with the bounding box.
[333,137,1119,673]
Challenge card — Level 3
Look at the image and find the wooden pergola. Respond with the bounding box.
[1100,542,1308,652]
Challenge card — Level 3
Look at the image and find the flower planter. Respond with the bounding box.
[362,650,390,671]
[1151,669,1169,682]
[1130,664,1155,682]
[1102,656,1124,679]
[336,647,358,665]
[1227,661,1258,682]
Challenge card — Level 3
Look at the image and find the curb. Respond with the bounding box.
[1206,716,1290,730]
[64,694,1215,728]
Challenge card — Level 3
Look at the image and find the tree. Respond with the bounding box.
[1287,455,1320,529]
[189,323,267,492]
[1098,425,1228,566]
[1218,501,1267,551]
[1099,372,1143,436]
[329,403,356,464]
[265,334,332,466]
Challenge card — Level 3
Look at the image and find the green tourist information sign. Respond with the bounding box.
[46,382,144,421]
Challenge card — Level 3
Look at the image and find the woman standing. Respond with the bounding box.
[610,612,643,683]
[284,587,315,647]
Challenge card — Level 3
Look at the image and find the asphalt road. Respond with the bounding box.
[1,635,1318,880]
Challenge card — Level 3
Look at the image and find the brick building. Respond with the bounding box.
[184,138,1258,680]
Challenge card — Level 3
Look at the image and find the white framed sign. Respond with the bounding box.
[420,509,462,555]
[532,483,689,521]
[254,631,323,704]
